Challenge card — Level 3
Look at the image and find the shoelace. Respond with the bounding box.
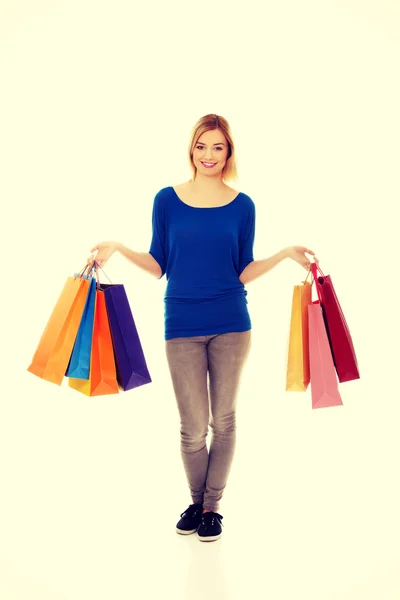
[201,512,224,527]
[180,504,203,519]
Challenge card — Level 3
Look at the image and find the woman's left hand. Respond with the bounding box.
[286,246,319,271]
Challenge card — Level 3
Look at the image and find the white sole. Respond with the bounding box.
[197,533,222,542]
[176,527,197,535]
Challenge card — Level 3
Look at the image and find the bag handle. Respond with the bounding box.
[89,261,113,289]
[311,262,325,279]
[300,264,313,288]
[311,261,325,304]
[303,266,311,284]
[74,263,93,280]
[73,262,112,289]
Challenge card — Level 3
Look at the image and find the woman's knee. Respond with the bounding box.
[210,410,236,433]
[180,425,208,453]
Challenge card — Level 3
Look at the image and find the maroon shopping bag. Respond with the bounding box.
[311,263,360,383]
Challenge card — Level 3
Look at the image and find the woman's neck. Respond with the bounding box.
[188,176,227,196]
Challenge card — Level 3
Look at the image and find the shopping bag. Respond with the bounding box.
[311,263,360,383]
[27,271,91,385]
[286,276,312,391]
[68,289,119,396]
[101,283,152,391]
[308,301,343,409]
[66,276,97,379]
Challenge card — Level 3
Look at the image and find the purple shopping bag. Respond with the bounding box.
[100,283,152,391]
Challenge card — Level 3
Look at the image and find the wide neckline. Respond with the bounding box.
[170,186,241,209]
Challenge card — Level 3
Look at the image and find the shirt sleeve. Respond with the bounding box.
[238,200,255,276]
[149,192,167,278]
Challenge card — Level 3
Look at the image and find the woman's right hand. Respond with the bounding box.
[87,241,119,268]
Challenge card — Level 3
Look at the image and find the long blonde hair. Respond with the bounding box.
[187,114,238,183]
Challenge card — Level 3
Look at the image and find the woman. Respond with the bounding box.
[88,114,317,543]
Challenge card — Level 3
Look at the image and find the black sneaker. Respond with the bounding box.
[176,503,204,535]
[197,511,224,542]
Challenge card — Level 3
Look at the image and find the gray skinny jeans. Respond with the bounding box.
[165,330,252,512]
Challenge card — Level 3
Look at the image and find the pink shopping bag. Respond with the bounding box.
[308,300,343,409]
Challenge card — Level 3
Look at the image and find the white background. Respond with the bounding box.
[1,1,399,598]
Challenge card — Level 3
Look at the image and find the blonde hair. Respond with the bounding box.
[188,114,238,184]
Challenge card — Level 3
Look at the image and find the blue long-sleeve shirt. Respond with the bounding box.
[149,186,255,340]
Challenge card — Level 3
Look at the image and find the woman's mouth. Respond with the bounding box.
[201,162,217,168]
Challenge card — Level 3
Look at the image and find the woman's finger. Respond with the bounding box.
[87,251,96,265]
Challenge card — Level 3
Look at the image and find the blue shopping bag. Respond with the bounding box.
[65,276,97,379]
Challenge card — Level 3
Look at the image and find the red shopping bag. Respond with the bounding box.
[68,288,119,397]
[311,263,359,383]
[308,301,343,409]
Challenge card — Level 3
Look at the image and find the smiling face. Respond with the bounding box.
[192,129,230,179]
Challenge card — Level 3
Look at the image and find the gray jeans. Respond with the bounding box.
[165,330,252,512]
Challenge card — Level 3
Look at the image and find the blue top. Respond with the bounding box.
[149,186,256,340]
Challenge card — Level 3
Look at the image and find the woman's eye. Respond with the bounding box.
[196,146,223,151]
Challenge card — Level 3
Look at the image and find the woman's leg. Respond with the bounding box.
[203,330,252,512]
[165,336,210,506]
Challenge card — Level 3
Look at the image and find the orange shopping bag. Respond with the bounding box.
[285,271,312,391]
[27,269,91,386]
[68,288,119,397]
[308,301,343,409]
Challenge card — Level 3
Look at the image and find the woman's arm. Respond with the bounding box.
[89,241,162,279]
[116,243,162,278]
[89,193,166,280]
[239,248,289,285]
[239,246,316,285]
